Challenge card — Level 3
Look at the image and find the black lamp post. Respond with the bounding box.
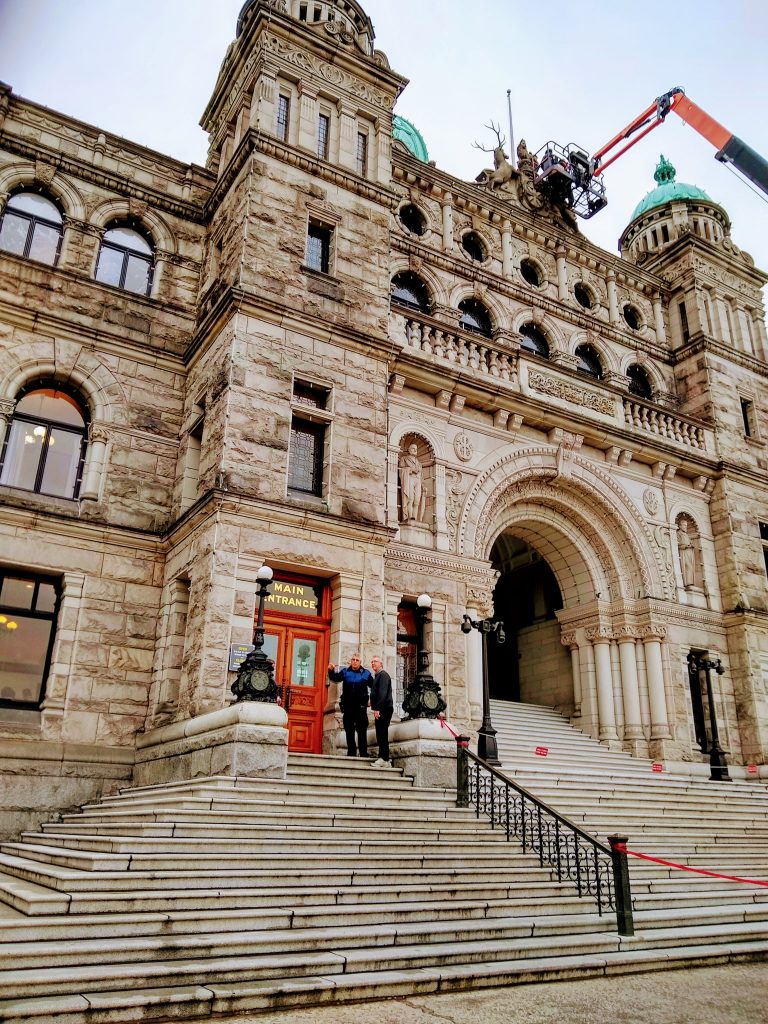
[461,613,505,765]
[231,564,279,703]
[687,651,730,782]
[402,593,447,719]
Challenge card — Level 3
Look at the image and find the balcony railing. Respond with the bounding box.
[623,398,706,450]
[399,312,517,383]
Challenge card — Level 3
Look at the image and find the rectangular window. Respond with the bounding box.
[276,95,290,143]
[661,224,670,243]
[741,398,757,438]
[356,132,368,177]
[760,522,768,580]
[0,571,59,707]
[317,113,330,160]
[679,300,690,343]
[288,420,324,495]
[306,221,332,274]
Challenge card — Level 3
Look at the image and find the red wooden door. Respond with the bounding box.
[262,621,328,753]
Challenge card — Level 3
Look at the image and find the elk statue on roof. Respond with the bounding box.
[474,122,514,189]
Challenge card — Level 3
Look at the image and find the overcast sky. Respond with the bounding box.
[1,0,767,279]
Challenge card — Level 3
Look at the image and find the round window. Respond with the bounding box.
[399,204,426,236]
[461,232,486,263]
[623,304,642,331]
[520,258,543,287]
[574,283,593,309]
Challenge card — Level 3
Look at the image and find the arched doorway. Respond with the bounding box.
[488,534,566,707]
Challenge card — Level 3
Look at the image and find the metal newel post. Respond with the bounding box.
[704,658,731,782]
[456,735,470,807]
[608,834,634,936]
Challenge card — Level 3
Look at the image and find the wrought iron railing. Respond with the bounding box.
[455,738,634,934]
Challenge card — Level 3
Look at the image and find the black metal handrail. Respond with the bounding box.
[455,737,633,935]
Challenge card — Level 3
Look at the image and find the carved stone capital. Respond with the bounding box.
[638,624,667,641]
[88,422,111,444]
[560,632,578,648]
[0,397,15,421]
[585,625,613,643]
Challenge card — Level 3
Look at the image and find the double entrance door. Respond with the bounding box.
[262,620,328,753]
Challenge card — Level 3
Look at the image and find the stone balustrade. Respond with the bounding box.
[623,397,706,450]
[401,314,517,383]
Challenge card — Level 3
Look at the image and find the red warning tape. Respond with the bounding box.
[438,714,459,739]
[615,844,768,888]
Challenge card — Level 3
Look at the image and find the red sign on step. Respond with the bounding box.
[748,764,758,775]
[651,762,664,773]
[535,746,549,757]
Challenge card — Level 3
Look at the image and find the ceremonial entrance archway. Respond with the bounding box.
[458,450,674,754]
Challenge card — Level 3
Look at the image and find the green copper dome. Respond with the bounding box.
[393,116,429,162]
[630,155,711,220]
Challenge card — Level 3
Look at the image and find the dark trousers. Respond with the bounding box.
[343,706,369,756]
[374,707,393,761]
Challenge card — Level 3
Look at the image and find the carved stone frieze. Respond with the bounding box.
[643,488,660,516]
[528,370,615,416]
[453,433,474,463]
[445,469,468,549]
[585,626,613,642]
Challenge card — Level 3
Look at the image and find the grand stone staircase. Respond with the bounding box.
[0,720,766,1022]
[492,699,768,921]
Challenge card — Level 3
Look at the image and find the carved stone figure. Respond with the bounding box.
[473,122,513,189]
[399,444,425,522]
[677,518,698,589]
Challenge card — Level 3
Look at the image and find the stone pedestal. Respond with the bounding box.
[390,717,458,789]
[134,702,288,787]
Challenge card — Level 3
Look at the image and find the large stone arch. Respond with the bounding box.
[458,447,671,602]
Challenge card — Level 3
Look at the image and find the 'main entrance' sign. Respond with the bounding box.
[264,579,320,615]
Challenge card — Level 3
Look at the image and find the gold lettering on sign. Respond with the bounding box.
[264,580,320,615]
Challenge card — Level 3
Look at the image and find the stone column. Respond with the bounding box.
[0,397,14,452]
[555,245,568,302]
[502,220,513,278]
[607,269,619,325]
[297,82,318,153]
[641,627,672,741]
[441,194,453,252]
[337,101,357,171]
[616,632,643,741]
[586,628,619,743]
[250,68,276,132]
[80,423,110,501]
[40,571,86,740]
[560,632,581,714]
[652,292,666,345]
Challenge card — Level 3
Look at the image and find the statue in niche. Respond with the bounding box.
[399,443,426,523]
[676,517,699,590]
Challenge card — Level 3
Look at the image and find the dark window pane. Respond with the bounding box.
[0,577,36,610]
[95,244,124,287]
[760,522,768,543]
[36,583,57,614]
[0,615,52,704]
[39,427,82,497]
[306,224,330,273]
[627,364,652,399]
[399,204,426,236]
[520,258,542,286]
[575,344,603,380]
[0,419,43,490]
[28,222,60,264]
[317,114,330,160]
[623,304,641,330]
[459,299,492,337]
[519,323,549,358]
[462,232,485,262]
[391,272,429,312]
[574,283,592,309]
[277,95,290,142]
[0,212,30,256]
[356,132,368,177]
[293,383,327,409]
[123,253,152,295]
[288,420,324,494]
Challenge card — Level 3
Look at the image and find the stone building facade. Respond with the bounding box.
[1,0,768,835]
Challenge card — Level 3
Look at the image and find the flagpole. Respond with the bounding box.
[507,89,516,169]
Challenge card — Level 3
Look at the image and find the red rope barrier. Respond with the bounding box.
[438,714,459,738]
[615,844,768,888]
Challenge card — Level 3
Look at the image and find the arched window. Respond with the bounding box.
[0,190,63,266]
[0,385,88,499]
[627,363,653,400]
[95,224,154,295]
[458,298,492,337]
[391,271,430,313]
[461,231,486,263]
[398,204,426,236]
[575,343,603,380]
[519,322,549,359]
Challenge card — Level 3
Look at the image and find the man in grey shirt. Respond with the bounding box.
[369,656,393,767]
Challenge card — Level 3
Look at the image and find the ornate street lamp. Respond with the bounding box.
[231,564,278,703]
[687,652,731,782]
[402,593,447,719]
[461,613,505,765]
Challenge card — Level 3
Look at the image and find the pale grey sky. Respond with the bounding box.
[1,0,767,274]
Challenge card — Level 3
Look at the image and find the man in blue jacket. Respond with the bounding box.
[327,653,373,757]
